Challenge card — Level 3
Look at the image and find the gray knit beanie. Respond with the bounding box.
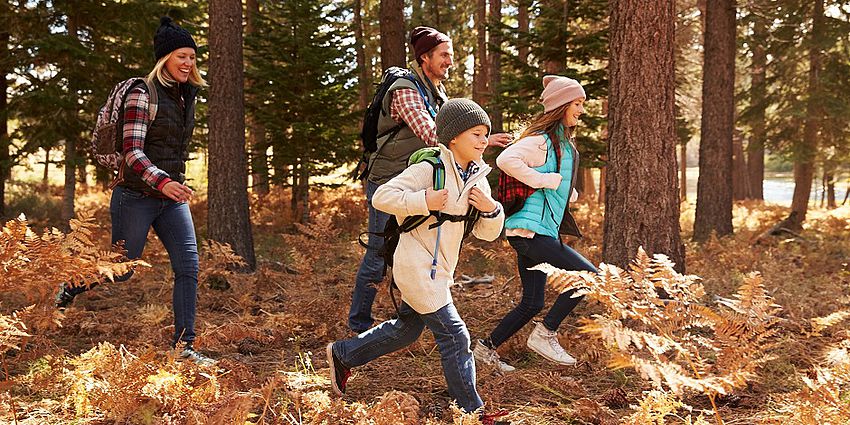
[435,99,491,145]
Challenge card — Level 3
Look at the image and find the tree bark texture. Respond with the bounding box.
[62,10,79,226]
[246,0,269,195]
[0,30,8,218]
[747,11,766,200]
[489,0,503,132]
[679,142,687,201]
[380,0,406,71]
[693,0,735,242]
[787,0,823,229]
[517,0,530,63]
[355,0,370,111]
[208,0,256,270]
[732,131,749,200]
[473,0,489,104]
[603,0,685,272]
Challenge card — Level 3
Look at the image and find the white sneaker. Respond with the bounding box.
[526,322,576,366]
[473,340,516,374]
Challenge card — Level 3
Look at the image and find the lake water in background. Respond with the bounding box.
[682,168,849,206]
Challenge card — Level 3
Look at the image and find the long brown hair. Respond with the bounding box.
[518,103,574,143]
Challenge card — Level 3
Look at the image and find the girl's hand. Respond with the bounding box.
[468,186,497,213]
[425,188,448,211]
[162,181,194,203]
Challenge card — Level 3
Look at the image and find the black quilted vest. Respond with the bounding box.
[120,80,198,195]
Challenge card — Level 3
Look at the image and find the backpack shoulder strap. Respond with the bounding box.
[143,78,159,122]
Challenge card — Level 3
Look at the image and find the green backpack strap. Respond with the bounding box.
[408,146,445,191]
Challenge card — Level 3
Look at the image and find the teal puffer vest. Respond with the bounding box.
[504,133,582,238]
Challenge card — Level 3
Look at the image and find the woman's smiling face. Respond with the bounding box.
[562,97,586,127]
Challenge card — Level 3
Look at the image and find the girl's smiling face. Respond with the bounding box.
[562,97,586,127]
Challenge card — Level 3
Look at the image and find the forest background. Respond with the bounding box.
[1,0,850,424]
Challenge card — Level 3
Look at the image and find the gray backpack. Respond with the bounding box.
[89,77,158,171]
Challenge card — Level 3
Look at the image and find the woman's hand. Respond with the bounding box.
[425,188,448,211]
[162,181,194,203]
[468,186,497,213]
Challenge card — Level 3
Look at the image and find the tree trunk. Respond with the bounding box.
[354,0,370,111]
[297,161,310,224]
[786,0,823,230]
[473,0,489,105]
[824,168,836,209]
[0,29,8,218]
[77,161,87,188]
[693,0,735,242]
[43,148,50,185]
[208,0,256,270]
[380,0,406,71]
[62,11,80,226]
[598,98,609,205]
[246,0,269,195]
[577,168,596,201]
[544,0,567,73]
[517,0,530,63]
[489,0,503,133]
[747,10,766,200]
[732,130,749,200]
[680,141,687,201]
[604,0,685,272]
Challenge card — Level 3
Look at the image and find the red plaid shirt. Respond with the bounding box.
[121,87,173,191]
[390,88,438,147]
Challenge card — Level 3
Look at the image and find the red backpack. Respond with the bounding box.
[89,77,159,171]
[496,131,562,216]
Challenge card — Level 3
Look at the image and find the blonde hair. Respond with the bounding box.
[518,102,574,142]
[146,51,207,88]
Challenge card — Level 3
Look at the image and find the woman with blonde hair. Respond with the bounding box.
[55,17,214,366]
[473,75,598,373]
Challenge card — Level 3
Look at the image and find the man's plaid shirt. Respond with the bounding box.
[389,88,439,147]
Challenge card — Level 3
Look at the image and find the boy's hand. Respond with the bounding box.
[426,188,449,211]
[487,132,513,148]
[468,186,497,213]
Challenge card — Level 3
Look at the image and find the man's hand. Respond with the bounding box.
[487,132,513,148]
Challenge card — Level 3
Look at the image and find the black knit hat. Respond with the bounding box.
[435,99,491,145]
[154,16,197,61]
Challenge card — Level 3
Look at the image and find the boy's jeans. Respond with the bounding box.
[334,301,484,413]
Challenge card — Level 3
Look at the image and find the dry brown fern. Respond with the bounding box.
[534,248,782,424]
[760,339,850,424]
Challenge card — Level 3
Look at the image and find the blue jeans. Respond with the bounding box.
[67,185,199,347]
[349,180,391,332]
[487,234,598,348]
[334,302,483,413]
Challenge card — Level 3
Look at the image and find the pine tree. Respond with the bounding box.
[604,0,685,272]
[208,0,256,270]
[244,0,358,221]
[693,0,736,242]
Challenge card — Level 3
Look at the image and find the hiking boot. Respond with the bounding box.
[326,342,350,396]
[54,283,76,310]
[177,345,217,367]
[480,410,510,425]
[526,322,576,366]
[473,340,515,374]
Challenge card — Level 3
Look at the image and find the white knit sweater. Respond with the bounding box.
[372,145,505,314]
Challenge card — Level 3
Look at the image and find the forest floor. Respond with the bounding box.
[1,185,849,424]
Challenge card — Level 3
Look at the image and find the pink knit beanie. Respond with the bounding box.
[540,75,586,113]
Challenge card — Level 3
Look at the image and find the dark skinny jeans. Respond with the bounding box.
[487,234,598,348]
